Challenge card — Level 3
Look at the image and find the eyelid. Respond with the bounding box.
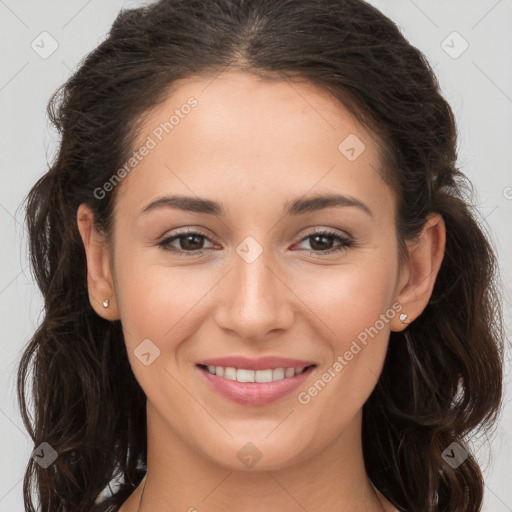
[300,226,352,239]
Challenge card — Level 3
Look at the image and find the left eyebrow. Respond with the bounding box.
[283,193,373,217]
[140,192,373,218]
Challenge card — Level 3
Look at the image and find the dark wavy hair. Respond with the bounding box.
[17,0,505,511]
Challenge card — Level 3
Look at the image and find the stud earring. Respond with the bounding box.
[103,299,110,309]
[399,313,411,324]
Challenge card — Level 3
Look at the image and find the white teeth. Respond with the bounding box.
[255,369,273,383]
[224,367,237,380]
[204,365,311,382]
[237,369,255,382]
[272,368,285,380]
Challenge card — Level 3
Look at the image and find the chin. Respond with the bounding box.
[196,434,315,473]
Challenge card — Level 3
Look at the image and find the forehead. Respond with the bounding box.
[113,70,393,221]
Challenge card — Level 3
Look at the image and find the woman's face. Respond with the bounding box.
[103,71,409,470]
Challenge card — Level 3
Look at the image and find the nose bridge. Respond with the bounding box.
[236,247,277,308]
[214,236,294,339]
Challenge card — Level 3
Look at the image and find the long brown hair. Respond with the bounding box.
[18,1,504,511]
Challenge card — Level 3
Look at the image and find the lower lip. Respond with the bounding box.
[197,365,316,406]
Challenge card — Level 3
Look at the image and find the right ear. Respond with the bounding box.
[76,203,120,320]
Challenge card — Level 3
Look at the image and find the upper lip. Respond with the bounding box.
[196,356,316,371]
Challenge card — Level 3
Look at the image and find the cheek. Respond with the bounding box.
[116,263,202,341]
[113,247,225,370]
[298,255,398,344]
[114,260,211,408]
[293,255,398,403]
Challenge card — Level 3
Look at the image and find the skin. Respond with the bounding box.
[77,71,445,512]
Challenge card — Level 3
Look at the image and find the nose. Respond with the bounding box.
[213,244,296,342]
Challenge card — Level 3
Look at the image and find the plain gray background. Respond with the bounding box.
[1,0,511,510]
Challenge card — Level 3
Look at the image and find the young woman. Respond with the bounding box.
[18,1,504,511]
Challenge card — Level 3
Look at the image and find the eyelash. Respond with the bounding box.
[157,228,354,257]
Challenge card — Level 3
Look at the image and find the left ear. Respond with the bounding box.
[390,213,446,332]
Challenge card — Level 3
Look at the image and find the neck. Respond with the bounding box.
[124,404,390,512]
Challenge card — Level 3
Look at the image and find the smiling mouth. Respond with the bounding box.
[197,363,316,383]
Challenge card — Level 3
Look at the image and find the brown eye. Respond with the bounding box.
[158,229,214,256]
[295,229,353,256]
